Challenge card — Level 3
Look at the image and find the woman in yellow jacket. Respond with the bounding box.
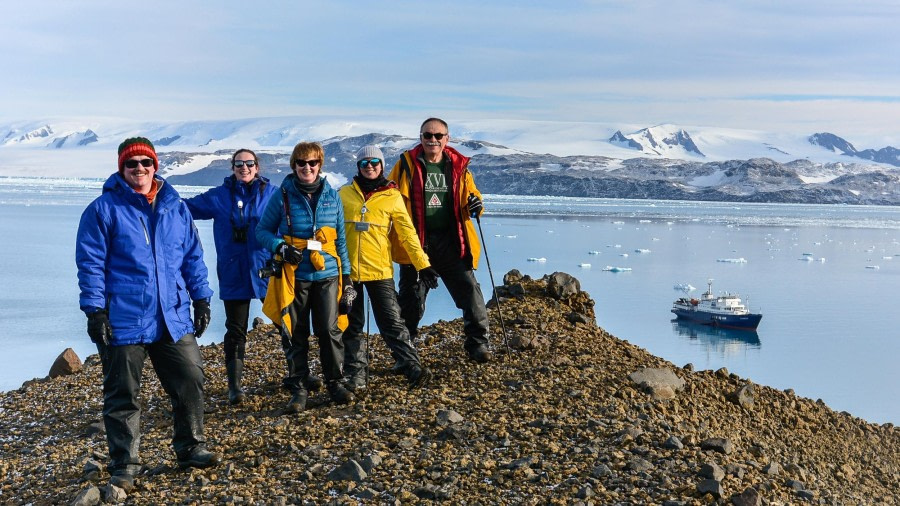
[339,145,439,390]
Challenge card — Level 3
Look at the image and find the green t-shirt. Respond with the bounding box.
[424,159,453,230]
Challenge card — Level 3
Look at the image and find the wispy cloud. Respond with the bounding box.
[2,0,898,139]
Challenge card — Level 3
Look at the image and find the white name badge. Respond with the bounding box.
[306,240,322,251]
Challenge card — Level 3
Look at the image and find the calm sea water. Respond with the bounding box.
[1,177,898,424]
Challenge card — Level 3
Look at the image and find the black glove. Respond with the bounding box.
[467,194,483,218]
[339,282,357,315]
[193,299,211,338]
[277,242,303,265]
[86,309,111,346]
[418,266,439,290]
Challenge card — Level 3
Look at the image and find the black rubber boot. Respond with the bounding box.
[226,359,246,405]
[285,389,308,414]
[327,381,355,405]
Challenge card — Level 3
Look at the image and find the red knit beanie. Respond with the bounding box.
[117,137,159,173]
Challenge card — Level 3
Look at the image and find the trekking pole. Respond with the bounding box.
[472,201,511,357]
[364,294,371,386]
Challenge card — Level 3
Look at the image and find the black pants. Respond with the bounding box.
[97,330,206,474]
[397,229,490,349]
[342,278,423,379]
[281,276,344,392]
[222,298,264,363]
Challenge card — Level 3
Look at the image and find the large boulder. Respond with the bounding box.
[545,272,581,300]
[49,348,82,378]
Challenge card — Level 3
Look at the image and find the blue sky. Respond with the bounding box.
[2,1,899,141]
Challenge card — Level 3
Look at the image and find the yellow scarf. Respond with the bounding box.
[262,227,349,337]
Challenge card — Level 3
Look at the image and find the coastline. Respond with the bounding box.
[1,271,897,504]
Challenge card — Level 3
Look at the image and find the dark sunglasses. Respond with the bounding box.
[294,159,321,168]
[421,132,446,140]
[123,159,154,169]
[357,158,382,168]
[233,160,256,168]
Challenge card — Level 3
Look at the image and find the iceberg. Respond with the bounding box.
[527,257,547,263]
[578,263,591,268]
[674,283,695,292]
[602,266,632,272]
[717,257,747,263]
[588,250,601,255]
[634,248,651,253]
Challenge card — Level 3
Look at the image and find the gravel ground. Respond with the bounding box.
[1,271,897,505]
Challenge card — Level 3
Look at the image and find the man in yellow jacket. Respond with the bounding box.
[387,118,492,363]
[339,145,439,389]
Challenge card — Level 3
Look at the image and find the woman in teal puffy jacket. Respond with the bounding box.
[256,141,353,412]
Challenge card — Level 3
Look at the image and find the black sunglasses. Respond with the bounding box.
[233,160,256,168]
[357,158,382,168]
[123,159,154,169]
[421,132,446,140]
[294,159,321,168]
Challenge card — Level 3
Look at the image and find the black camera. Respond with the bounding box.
[232,225,248,243]
[258,257,283,279]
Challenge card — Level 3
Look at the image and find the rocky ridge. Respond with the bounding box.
[1,271,898,504]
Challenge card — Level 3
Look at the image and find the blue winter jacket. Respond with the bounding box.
[76,173,213,345]
[256,174,350,281]
[184,175,276,300]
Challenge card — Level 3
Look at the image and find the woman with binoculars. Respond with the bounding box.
[184,149,279,405]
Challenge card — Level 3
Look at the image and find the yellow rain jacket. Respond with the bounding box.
[262,228,350,336]
[339,180,431,281]
[387,145,482,269]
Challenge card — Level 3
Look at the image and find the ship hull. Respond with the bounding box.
[671,308,762,329]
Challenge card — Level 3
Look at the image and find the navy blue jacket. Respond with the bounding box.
[184,175,276,300]
[256,174,350,281]
[76,173,213,345]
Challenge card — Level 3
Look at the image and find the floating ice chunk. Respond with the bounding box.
[619,253,628,257]
[588,250,601,255]
[717,257,747,263]
[818,258,826,262]
[612,221,624,225]
[505,235,517,238]
[578,263,591,268]
[652,237,661,241]
[613,244,622,248]
[674,283,695,292]
[602,266,631,272]
[882,256,893,260]
[866,265,880,270]
[634,248,651,253]
[639,219,651,223]
[802,252,813,256]
[494,234,502,237]
[527,257,547,263]
[799,256,813,262]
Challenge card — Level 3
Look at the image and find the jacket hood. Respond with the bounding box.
[223,174,270,189]
[102,172,175,205]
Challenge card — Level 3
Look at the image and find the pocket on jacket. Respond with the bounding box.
[107,282,144,329]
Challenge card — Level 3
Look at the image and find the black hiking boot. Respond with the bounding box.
[327,381,355,404]
[302,374,324,392]
[177,447,221,469]
[465,344,492,364]
[109,471,135,492]
[285,389,308,414]
[405,365,433,389]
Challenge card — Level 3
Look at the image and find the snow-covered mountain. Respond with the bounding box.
[608,124,704,158]
[1,116,899,204]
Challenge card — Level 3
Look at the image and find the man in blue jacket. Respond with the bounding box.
[184,149,303,405]
[76,137,220,492]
